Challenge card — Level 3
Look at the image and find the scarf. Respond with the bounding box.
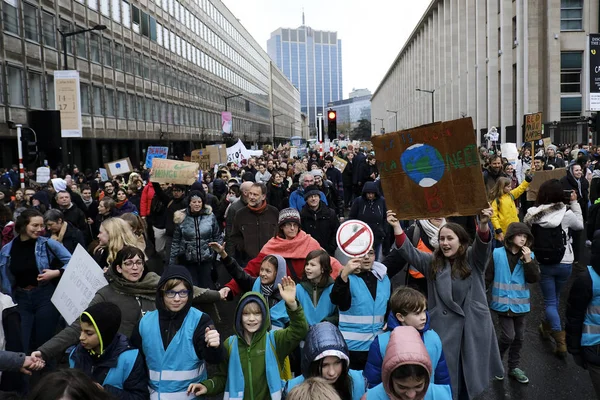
[259,230,320,259]
[82,197,93,207]
[51,222,68,243]
[261,283,275,297]
[116,199,128,209]
[248,199,267,214]
[420,219,445,248]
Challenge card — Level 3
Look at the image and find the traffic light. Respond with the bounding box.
[21,128,38,165]
[327,109,337,141]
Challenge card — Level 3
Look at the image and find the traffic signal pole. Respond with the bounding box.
[15,124,25,189]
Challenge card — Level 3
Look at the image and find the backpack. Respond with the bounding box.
[530,224,567,265]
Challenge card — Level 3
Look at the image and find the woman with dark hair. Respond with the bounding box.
[296,249,336,326]
[114,188,138,216]
[43,209,85,254]
[267,171,289,211]
[284,322,366,400]
[524,178,584,358]
[386,207,502,399]
[26,368,114,400]
[0,209,71,354]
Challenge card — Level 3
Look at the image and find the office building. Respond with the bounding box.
[371,0,598,146]
[267,17,343,136]
[0,0,300,169]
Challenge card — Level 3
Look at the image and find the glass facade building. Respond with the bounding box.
[267,25,342,136]
[327,94,371,135]
[0,0,300,169]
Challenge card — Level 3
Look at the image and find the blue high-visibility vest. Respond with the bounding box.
[339,273,390,351]
[490,247,532,314]
[224,332,283,400]
[139,308,206,400]
[69,347,139,390]
[286,369,365,400]
[252,278,289,329]
[295,284,335,326]
[583,265,600,346]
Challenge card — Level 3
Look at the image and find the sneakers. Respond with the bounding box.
[508,368,529,384]
[494,375,504,381]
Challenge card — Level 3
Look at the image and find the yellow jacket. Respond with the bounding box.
[491,180,530,235]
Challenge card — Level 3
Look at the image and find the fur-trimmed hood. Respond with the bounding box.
[523,202,566,228]
[173,205,213,224]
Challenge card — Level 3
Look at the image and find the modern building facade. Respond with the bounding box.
[0,0,300,170]
[267,21,343,137]
[327,93,371,137]
[371,0,599,146]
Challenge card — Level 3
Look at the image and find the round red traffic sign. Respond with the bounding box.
[336,220,374,258]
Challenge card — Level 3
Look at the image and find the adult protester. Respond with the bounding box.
[114,188,139,216]
[483,155,507,194]
[99,181,117,200]
[342,152,355,208]
[348,182,387,261]
[561,163,589,269]
[224,182,252,259]
[255,162,272,184]
[267,170,289,211]
[43,209,85,254]
[386,207,503,399]
[230,183,279,263]
[93,218,141,271]
[56,191,87,232]
[0,209,72,354]
[147,182,171,255]
[524,179,584,358]
[313,170,344,219]
[289,172,328,212]
[300,185,339,256]
[324,156,343,197]
[169,190,220,288]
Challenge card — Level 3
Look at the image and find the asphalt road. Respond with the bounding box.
[203,246,597,400]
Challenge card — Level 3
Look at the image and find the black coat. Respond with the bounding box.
[348,182,388,247]
[300,202,339,255]
[353,153,367,185]
[59,222,86,254]
[230,204,279,262]
[320,181,344,217]
[267,183,289,211]
[342,160,354,188]
[62,204,87,232]
[561,167,589,221]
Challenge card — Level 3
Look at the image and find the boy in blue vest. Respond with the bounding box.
[69,302,148,399]
[330,247,391,370]
[485,222,540,384]
[364,286,451,394]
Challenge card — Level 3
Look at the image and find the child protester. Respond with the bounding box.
[485,222,540,384]
[296,249,337,325]
[69,302,148,399]
[188,279,309,398]
[489,176,531,243]
[130,266,223,399]
[330,247,391,370]
[284,322,367,400]
[364,287,451,394]
[361,326,451,400]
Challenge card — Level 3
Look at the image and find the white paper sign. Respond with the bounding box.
[51,245,108,325]
[35,167,50,184]
[226,139,251,166]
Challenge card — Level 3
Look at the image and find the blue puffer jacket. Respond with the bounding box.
[169,206,220,265]
[363,311,451,389]
[0,237,72,297]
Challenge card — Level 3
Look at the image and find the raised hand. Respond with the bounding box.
[479,207,493,227]
[187,383,207,396]
[386,210,403,235]
[278,276,297,307]
[204,326,220,348]
[341,258,362,282]
[208,242,226,258]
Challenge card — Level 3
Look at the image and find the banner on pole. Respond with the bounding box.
[222,112,232,134]
[227,139,251,166]
[54,70,83,138]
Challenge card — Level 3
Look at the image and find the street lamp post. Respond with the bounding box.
[58,24,107,70]
[386,110,398,131]
[376,118,384,134]
[224,93,243,112]
[416,88,435,124]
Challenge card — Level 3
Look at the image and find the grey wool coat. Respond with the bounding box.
[396,232,503,399]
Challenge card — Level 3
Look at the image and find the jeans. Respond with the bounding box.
[539,263,572,331]
[497,315,526,370]
[184,260,214,289]
[15,284,60,353]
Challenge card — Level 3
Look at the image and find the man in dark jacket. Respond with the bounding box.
[349,182,387,260]
[224,181,252,258]
[353,149,367,196]
[230,182,279,263]
[300,185,339,255]
[483,155,508,194]
[152,183,188,261]
[324,156,343,193]
[312,170,343,219]
[56,191,87,232]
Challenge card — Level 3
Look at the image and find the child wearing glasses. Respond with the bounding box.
[130,265,224,399]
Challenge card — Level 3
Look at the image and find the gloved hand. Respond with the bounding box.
[525,174,533,183]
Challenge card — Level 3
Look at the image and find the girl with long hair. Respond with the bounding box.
[489,175,531,242]
[93,218,140,271]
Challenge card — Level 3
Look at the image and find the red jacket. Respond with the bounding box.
[140,183,155,217]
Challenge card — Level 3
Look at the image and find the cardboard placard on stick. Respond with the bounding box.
[105,158,133,178]
[333,156,348,173]
[526,168,566,201]
[371,117,488,220]
[197,155,211,172]
[524,112,543,142]
[205,144,227,166]
[151,158,199,185]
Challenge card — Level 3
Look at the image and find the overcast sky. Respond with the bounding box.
[222,0,431,98]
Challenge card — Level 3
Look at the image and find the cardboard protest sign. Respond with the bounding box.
[371,117,488,219]
[36,166,50,184]
[51,245,108,325]
[206,144,227,166]
[197,155,211,172]
[360,141,373,151]
[145,146,168,169]
[526,168,566,201]
[190,149,204,163]
[105,158,133,178]
[524,112,543,142]
[543,138,553,149]
[99,168,109,182]
[151,158,199,185]
[333,156,348,173]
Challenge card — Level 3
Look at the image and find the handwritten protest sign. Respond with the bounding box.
[524,112,543,142]
[206,144,227,166]
[191,149,204,163]
[145,146,168,169]
[151,158,199,185]
[526,168,566,201]
[105,158,133,178]
[197,155,211,172]
[227,139,251,166]
[333,156,348,173]
[51,245,108,325]
[371,117,488,219]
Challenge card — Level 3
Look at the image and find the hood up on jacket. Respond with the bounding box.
[361,181,380,198]
[270,254,287,289]
[523,202,566,229]
[504,222,533,248]
[234,291,270,344]
[300,322,349,379]
[156,265,194,319]
[382,326,432,400]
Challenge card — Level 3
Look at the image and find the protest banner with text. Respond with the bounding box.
[151,158,199,185]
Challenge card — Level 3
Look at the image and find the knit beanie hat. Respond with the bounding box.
[278,207,301,226]
[188,190,205,203]
[303,185,322,200]
[80,302,122,355]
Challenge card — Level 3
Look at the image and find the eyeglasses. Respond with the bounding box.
[164,289,190,298]
[123,260,144,267]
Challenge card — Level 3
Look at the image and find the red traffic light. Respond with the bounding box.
[328,111,336,120]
